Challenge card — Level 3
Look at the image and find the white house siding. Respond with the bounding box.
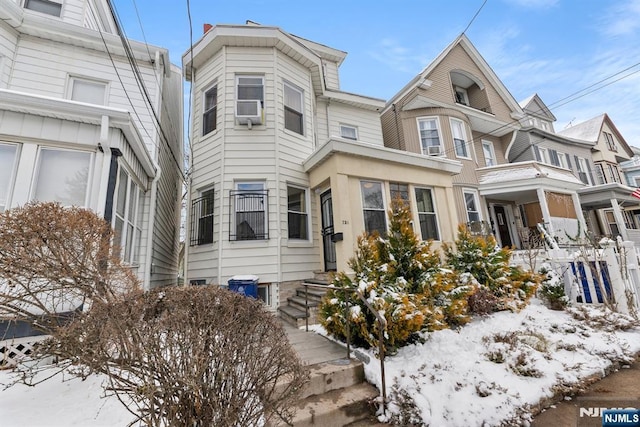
[60,0,85,26]
[315,98,329,144]
[327,102,383,146]
[0,23,18,88]
[8,36,160,157]
[322,59,340,90]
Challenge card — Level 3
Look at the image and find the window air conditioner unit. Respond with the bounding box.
[236,100,263,125]
[427,146,442,156]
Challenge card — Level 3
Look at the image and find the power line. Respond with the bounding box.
[462,0,488,35]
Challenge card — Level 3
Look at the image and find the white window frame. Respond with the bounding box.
[414,186,440,241]
[202,85,217,136]
[190,186,215,246]
[287,184,310,241]
[232,181,268,241]
[576,157,593,185]
[0,142,20,212]
[68,76,108,105]
[417,117,442,156]
[360,180,387,236]
[113,168,144,264]
[283,81,304,135]
[608,163,621,183]
[236,75,264,104]
[463,188,482,223]
[340,124,358,140]
[481,140,496,167]
[538,147,549,164]
[556,151,567,169]
[454,86,469,105]
[31,146,93,207]
[24,0,62,17]
[450,118,470,159]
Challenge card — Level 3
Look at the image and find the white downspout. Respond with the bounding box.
[144,160,161,290]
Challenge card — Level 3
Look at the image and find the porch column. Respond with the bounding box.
[536,188,555,237]
[611,198,629,240]
[570,192,588,239]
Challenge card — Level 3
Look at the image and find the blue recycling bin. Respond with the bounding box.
[228,275,259,298]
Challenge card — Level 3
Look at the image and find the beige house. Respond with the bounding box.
[559,114,640,242]
[183,22,461,312]
[382,35,587,248]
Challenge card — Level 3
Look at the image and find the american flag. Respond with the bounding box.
[632,188,640,200]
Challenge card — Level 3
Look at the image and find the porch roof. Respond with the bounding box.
[577,182,640,209]
[303,138,463,175]
[478,161,584,202]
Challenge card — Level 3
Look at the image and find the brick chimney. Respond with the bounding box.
[203,23,213,34]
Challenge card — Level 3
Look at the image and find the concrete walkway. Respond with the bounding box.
[533,356,640,426]
[282,323,350,365]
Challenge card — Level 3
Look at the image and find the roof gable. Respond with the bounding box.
[384,34,523,119]
[520,93,556,121]
[558,113,634,158]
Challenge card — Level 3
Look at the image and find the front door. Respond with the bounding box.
[494,205,513,248]
[320,190,337,271]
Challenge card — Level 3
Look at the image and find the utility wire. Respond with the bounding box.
[462,0,488,35]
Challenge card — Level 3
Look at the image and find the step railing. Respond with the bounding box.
[301,282,387,415]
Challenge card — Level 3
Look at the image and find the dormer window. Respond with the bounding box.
[454,86,469,106]
[24,0,62,17]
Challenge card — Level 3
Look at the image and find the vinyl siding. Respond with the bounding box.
[8,35,159,156]
[0,23,18,88]
[328,103,383,146]
[322,59,340,90]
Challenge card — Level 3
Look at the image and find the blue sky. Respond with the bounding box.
[113,0,640,145]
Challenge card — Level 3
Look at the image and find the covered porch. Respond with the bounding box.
[578,183,640,246]
[478,161,587,248]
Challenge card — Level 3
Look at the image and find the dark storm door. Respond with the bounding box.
[320,190,337,271]
[494,205,513,248]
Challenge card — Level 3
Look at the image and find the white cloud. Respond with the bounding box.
[367,38,430,73]
[600,0,640,37]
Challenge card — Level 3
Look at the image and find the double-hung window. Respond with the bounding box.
[24,0,62,16]
[482,140,495,166]
[604,132,617,151]
[361,181,386,237]
[113,169,144,263]
[203,86,217,135]
[69,77,107,105]
[575,157,592,185]
[284,82,303,135]
[190,188,214,245]
[463,189,481,223]
[231,182,268,241]
[236,76,264,121]
[418,118,441,156]
[608,164,621,183]
[451,118,469,158]
[415,187,439,240]
[287,185,309,240]
[0,143,19,212]
[32,147,92,207]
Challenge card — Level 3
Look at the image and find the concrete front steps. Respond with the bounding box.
[270,359,380,426]
[278,277,331,328]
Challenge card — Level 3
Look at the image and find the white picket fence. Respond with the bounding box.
[512,241,640,316]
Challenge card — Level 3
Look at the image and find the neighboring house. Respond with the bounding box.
[0,0,183,289]
[558,114,640,243]
[381,35,586,249]
[183,22,462,309]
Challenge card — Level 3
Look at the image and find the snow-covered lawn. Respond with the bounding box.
[1,299,639,426]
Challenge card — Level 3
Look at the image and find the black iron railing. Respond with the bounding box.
[190,193,214,246]
[229,190,269,241]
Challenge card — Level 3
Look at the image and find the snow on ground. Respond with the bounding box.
[1,298,639,427]
[360,299,640,426]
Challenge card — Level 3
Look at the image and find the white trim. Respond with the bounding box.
[413,186,441,241]
[462,188,482,222]
[67,75,109,106]
[417,116,443,156]
[481,140,496,167]
[0,142,20,211]
[339,123,358,140]
[202,83,218,136]
[450,117,471,160]
[286,183,311,242]
[283,80,304,135]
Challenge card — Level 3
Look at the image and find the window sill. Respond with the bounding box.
[455,155,473,161]
[283,127,305,139]
[200,128,220,140]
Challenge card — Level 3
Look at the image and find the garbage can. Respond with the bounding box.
[228,275,259,298]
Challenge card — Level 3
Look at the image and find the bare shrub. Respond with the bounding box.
[0,202,137,337]
[467,286,499,315]
[55,286,309,427]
